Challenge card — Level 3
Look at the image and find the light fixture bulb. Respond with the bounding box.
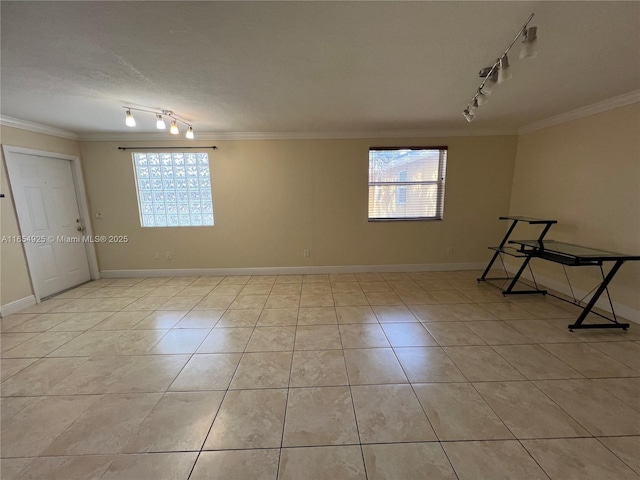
[480,82,493,96]
[156,114,166,130]
[480,80,494,95]
[497,55,512,84]
[478,67,497,94]
[463,109,476,122]
[170,120,179,135]
[186,126,194,139]
[125,109,136,127]
[520,26,538,59]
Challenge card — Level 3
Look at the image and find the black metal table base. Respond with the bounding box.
[569,322,629,330]
[478,217,556,296]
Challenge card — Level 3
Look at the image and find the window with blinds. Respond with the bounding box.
[368,147,447,221]
[132,152,214,227]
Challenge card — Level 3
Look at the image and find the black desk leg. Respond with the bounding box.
[537,222,554,242]
[503,256,538,295]
[569,260,630,330]
[478,251,501,282]
[478,220,518,281]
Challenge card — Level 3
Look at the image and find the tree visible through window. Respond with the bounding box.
[132,152,214,227]
[368,147,447,220]
[397,170,408,205]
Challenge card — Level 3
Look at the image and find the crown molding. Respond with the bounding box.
[518,90,640,135]
[0,115,79,140]
[77,128,517,142]
[12,88,639,144]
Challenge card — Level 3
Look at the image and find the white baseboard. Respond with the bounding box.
[100,262,487,279]
[502,265,640,324]
[0,295,37,317]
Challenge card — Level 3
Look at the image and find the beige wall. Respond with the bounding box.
[509,103,640,315]
[79,135,518,271]
[0,125,81,306]
[4,103,638,319]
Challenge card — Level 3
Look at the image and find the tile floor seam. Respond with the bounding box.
[276,277,301,480]
[594,435,640,476]
[2,271,638,480]
[512,438,554,480]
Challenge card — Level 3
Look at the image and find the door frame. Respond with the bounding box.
[2,145,100,302]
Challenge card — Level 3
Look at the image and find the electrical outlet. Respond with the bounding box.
[165,251,172,260]
[303,249,310,258]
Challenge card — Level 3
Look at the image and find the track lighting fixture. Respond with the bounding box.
[469,99,479,114]
[125,109,136,127]
[476,88,489,106]
[463,13,538,122]
[520,27,538,59]
[122,106,195,139]
[496,55,512,84]
[463,108,476,122]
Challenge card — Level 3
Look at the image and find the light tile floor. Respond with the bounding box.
[1,271,639,479]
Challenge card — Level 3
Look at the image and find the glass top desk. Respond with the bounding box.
[509,240,640,330]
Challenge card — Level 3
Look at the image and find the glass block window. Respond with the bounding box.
[133,152,214,227]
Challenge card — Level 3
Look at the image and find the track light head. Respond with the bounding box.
[497,55,512,84]
[463,108,476,122]
[520,26,538,58]
[478,67,493,78]
[156,114,166,130]
[170,119,179,135]
[186,126,195,139]
[478,67,497,94]
[480,83,493,95]
[125,109,136,127]
[476,90,489,106]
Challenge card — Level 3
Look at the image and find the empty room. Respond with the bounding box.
[1,1,639,479]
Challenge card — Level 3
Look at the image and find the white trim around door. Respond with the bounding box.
[2,145,100,302]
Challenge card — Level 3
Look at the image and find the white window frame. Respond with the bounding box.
[368,146,447,221]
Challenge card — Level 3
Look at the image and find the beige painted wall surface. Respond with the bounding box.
[79,135,517,271]
[0,125,81,306]
[509,103,640,314]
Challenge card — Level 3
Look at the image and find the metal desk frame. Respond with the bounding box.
[478,216,557,295]
[509,240,640,331]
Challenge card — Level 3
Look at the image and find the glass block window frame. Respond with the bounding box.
[132,152,214,227]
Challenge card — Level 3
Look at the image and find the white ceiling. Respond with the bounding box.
[1,1,639,138]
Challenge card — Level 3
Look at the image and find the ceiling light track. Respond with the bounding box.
[122,106,195,139]
[463,13,538,122]
[117,146,217,151]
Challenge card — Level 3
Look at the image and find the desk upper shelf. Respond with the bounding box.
[499,216,558,225]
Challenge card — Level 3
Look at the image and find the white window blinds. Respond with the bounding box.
[368,147,447,221]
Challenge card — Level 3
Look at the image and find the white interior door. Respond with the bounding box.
[4,149,92,298]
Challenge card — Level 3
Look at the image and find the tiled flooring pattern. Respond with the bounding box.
[1,271,639,479]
